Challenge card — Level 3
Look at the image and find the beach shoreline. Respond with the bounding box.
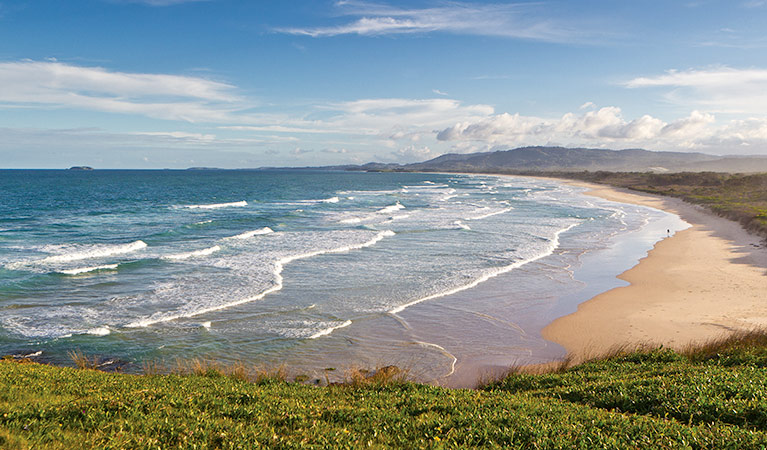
[540,178,767,364]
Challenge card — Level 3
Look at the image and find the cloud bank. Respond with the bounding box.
[434,107,767,155]
[0,60,243,122]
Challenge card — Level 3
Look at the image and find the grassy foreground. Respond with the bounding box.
[3,334,767,449]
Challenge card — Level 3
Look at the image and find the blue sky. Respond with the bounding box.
[1,0,767,168]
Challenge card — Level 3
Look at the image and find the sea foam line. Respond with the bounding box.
[454,221,471,231]
[377,203,405,214]
[59,264,119,275]
[86,326,111,336]
[163,245,221,261]
[309,320,352,339]
[126,230,396,328]
[388,222,580,314]
[288,196,340,205]
[224,227,274,240]
[37,240,147,265]
[466,207,514,221]
[182,200,247,209]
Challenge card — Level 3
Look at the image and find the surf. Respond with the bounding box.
[181,201,247,209]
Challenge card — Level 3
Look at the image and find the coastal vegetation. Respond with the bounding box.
[3,331,767,448]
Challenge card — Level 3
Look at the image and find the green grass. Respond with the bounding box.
[4,334,767,448]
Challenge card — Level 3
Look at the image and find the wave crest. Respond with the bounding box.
[225,227,274,240]
[163,245,221,261]
[309,320,352,339]
[182,201,247,209]
[40,241,147,264]
[58,264,119,275]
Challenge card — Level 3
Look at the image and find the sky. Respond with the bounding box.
[1,0,767,168]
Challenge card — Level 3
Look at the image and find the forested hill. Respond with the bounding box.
[328,146,767,173]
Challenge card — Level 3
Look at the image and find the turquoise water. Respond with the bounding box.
[0,170,687,381]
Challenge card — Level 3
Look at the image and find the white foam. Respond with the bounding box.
[59,264,119,275]
[38,241,147,264]
[403,183,448,189]
[465,207,514,221]
[86,326,111,336]
[309,320,352,339]
[182,201,247,209]
[454,221,471,231]
[163,245,221,261]
[201,321,211,329]
[339,218,362,224]
[126,230,396,328]
[413,341,457,378]
[224,227,274,240]
[377,203,405,214]
[388,222,580,314]
[293,196,340,205]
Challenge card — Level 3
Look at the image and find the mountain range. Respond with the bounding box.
[339,147,767,173]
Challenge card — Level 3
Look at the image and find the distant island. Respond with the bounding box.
[68,166,94,171]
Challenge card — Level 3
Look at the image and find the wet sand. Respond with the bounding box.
[543,180,767,364]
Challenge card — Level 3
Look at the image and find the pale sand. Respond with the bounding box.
[542,180,767,364]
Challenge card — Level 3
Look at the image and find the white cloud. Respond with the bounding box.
[130,131,218,142]
[326,98,493,128]
[432,89,449,96]
[0,126,286,151]
[291,147,314,155]
[219,125,342,135]
[392,145,434,162]
[0,60,244,122]
[624,67,767,114]
[277,1,594,43]
[437,112,547,143]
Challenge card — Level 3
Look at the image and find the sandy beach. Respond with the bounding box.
[543,180,767,364]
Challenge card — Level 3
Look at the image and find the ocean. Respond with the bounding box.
[0,170,688,384]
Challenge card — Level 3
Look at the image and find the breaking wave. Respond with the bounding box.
[181,201,247,209]
[58,264,119,275]
[225,227,274,240]
[309,320,352,339]
[163,245,221,261]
